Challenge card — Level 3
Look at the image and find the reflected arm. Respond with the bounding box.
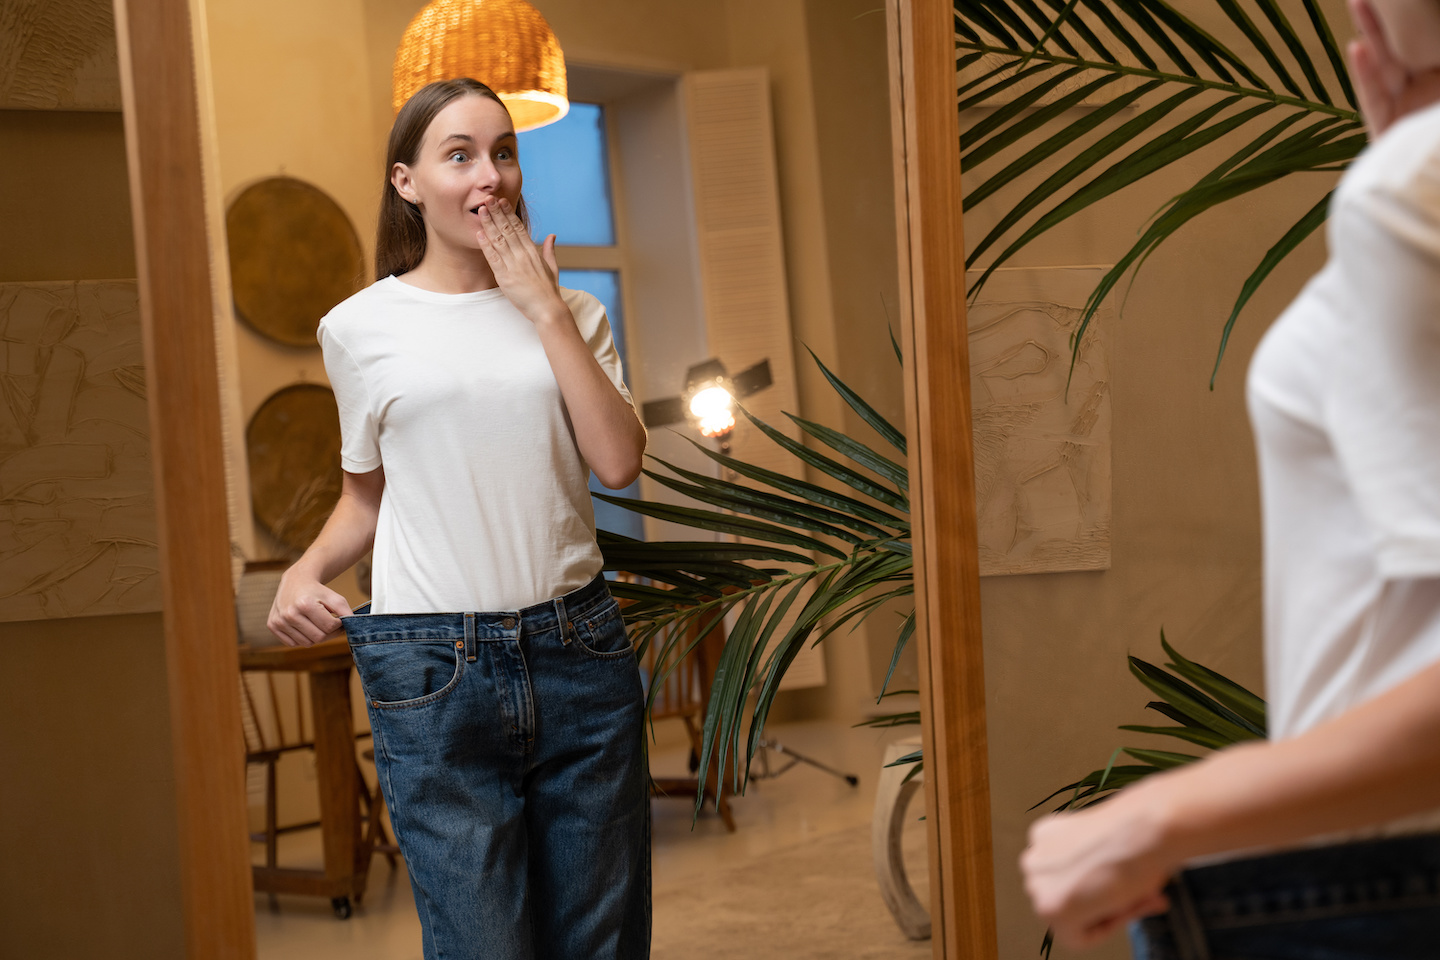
[267,466,384,646]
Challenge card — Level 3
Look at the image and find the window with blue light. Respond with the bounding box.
[520,105,643,542]
[558,270,627,363]
[561,269,642,541]
[518,103,616,246]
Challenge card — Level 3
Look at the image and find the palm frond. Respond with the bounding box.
[956,0,1362,378]
[597,351,918,816]
[880,611,918,699]
[802,345,908,455]
[1038,634,1267,813]
[856,710,922,728]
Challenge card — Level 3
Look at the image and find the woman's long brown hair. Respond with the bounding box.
[375,78,528,280]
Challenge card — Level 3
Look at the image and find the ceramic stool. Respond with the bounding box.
[872,736,931,940]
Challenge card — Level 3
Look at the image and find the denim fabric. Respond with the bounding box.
[1130,834,1440,960]
[342,575,649,960]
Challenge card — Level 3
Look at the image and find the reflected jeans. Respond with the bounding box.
[341,575,649,960]
[1130,833,1440,960]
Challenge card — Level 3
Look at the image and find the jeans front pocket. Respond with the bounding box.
[570,601,633,660]
[350,639,464,709]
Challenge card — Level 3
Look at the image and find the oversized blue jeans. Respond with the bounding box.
[1130,833,1440,959]
[341,575,649,960]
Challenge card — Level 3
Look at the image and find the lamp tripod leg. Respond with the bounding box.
[754,738,859,787]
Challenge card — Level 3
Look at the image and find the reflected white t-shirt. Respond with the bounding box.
[318,276,632,614]
[1248,101,1440,742]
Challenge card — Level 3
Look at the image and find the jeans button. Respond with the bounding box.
[502,616,516,628]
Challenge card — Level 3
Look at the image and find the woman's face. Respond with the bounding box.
[391,94,522,255]
[1363,0,1440,71]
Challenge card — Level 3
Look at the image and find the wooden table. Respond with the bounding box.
[239,637,369,918]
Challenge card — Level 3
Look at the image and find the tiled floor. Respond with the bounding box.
[252,718,928,959]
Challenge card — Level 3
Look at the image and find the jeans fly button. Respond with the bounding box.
[502,616,516,629]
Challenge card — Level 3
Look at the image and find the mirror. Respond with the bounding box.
[5,0,997,955]
[192,0,945,956]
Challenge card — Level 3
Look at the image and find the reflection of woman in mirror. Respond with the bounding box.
[266,78,649,959]
[1022,0,1440,955]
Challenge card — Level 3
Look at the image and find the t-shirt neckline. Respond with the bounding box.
[383,274,509,305]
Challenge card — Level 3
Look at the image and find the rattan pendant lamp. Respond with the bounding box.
[392,0,569,131]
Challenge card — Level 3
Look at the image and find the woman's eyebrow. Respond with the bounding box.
[438,132,515,148]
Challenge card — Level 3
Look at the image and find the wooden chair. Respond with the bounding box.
[638,602,736,831]
[237,662,320,879]
[235,561,396,911]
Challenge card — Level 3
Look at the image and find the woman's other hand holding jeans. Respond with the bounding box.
[1022,780,1177,949]
[267,466,382,646]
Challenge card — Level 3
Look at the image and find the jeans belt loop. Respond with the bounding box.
[1169,874,1211,960]
[555,596,571,644]
[463,612,476,662]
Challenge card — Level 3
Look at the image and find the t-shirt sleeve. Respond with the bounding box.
[318,320,383,473]
[1326,166,1440,578]
[563,288,634,407]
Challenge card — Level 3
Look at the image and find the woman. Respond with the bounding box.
[1022,1,1440,956]
[268,78,649,960]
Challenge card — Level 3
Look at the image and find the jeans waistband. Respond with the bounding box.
[1172,832,1440,933]
[340,574,613,645]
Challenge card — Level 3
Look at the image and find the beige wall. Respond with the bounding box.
[965,84,1334,960]
[721,0,892,721]
[0,104,185,957]
[0,110,136,283]
[200,0,381,574]
[0,613,184,959]
[800,0,915,707]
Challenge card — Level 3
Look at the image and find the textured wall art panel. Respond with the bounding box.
[0,0,121,110]
[967,267,1113,576]
[0,280,160,621]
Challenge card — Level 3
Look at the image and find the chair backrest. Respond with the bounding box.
[639,610,726,722]
[236,560,312,757]
[643,630,700,722]
[235,559,288,649]
[239,667,314,755]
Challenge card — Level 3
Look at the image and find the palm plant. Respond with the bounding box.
[597,345,918,811]
[600,0,1344,816]
[955,0,1364,384]
[1032,635,1266,956]
[1036,632,1266,813]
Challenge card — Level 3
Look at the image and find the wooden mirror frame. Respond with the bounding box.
[115,0,996,955]
[114,0,256,954]
[886,1,999,957]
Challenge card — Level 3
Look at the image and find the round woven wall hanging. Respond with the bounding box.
[227,177,363,347]
[247,384,343,553]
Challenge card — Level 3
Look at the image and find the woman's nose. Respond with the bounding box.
[473,157,502,189]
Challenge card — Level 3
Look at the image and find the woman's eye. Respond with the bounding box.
[449,151,468,162]
[496,147,515,162]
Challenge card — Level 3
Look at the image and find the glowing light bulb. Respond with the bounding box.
[697,411,736,438]
[688,384,735,438]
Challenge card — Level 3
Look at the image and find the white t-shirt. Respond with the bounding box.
[1248,101,1440,742]
[317,275,633,614]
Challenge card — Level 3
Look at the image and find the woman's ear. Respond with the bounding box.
[391,162,420,206]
